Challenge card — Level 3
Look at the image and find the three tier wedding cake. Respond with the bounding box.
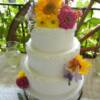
[16,0,91,100]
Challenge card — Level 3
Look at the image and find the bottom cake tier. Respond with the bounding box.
[21,56,84,100]
[26,87,82,100]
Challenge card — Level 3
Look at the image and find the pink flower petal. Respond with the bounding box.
[58,5,77,29]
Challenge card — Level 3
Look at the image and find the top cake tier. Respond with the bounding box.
[31,27,76,53]
[27,0,81,52]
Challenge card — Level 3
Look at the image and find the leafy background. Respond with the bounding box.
[75,0,100,57]
[0,0,100,56]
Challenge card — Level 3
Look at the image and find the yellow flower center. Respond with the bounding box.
[51,20,56,24]
[40,21,45,24]
[43,3,56,15]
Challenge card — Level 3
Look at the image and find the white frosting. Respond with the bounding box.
[31,27,76,53]
[26,37,80,77]
[27,89,81,100]
[21,56,84,96]
[21,25,84,99]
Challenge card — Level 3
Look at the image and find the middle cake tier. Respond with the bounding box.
[26,37,80,77]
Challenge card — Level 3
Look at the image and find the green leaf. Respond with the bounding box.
[16,0,24,4]
[87,18,100,26]
[85,10,94,22]
[77,22,89,38]
[17,43,26,53]
[17,93,24,100]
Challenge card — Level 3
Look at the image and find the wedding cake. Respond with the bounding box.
[16,0,91,100]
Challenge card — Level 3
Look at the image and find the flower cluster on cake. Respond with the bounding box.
[64,54,91,84]
[32,0,82,29]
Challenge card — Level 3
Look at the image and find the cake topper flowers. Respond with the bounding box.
[64,55,91,85]
[32,0,82,29]
[16,70,29,100]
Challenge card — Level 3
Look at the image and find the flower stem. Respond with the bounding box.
[23,89,29,100]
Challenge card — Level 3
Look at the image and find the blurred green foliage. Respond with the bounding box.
[76,0,100,57]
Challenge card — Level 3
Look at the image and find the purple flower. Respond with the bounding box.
[64,70,74,86]
[64,71,73,80]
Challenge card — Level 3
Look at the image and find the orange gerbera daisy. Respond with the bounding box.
[35,0,62,17]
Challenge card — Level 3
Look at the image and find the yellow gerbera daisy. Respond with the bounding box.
[67,55,91,75]
[46,15,59,28]
[35,15,59,28]
[76,55,91,74]
[35,16,47,28]
[79,59,91,75]
[35,0,62,17]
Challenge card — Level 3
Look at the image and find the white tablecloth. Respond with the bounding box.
[0,86,23,100]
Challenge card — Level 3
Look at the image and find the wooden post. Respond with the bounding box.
[81,45,100,53]
[7,1,30,41]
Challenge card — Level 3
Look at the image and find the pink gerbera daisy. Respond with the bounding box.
[58,5,77,29]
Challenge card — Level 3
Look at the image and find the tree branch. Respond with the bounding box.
[76,0,95,34]
[80,45,100,53]
[80,24,100,42]
[7,1,30,41]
